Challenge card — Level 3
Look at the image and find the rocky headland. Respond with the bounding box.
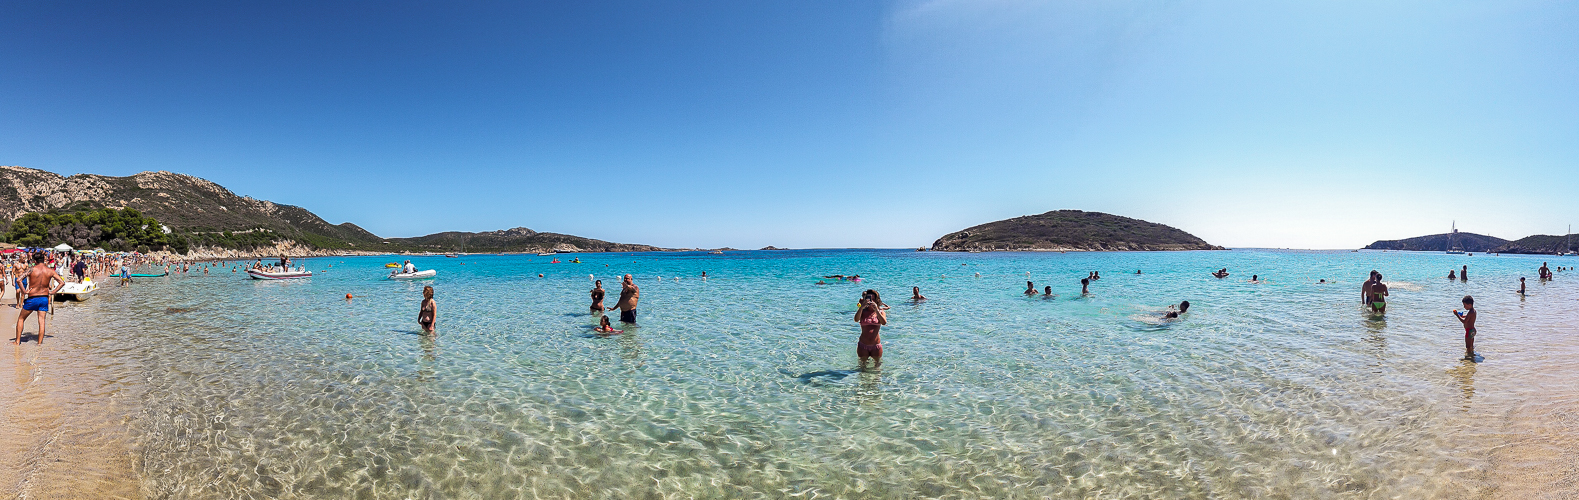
[930,210,1222,252]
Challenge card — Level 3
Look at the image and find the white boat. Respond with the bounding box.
[536,252,555,256]
[247,268,313,280]
[55,280,97,301]
[388,269,437,280]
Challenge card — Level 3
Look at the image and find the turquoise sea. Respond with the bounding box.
[37,249,1579,497]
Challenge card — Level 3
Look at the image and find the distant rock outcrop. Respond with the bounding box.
[1489,234,1577,255]
[387,227,664,254]
[930,210,1222,252]
[1363,232,1508,252]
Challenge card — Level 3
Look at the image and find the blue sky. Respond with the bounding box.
[3,0,1576,249]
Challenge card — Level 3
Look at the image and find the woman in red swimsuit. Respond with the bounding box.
[855,298,887,368]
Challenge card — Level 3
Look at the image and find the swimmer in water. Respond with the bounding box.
[1162,300,1190,319]
[1080,278,1090,295]
[911,286,925,301]
[594,315,623,334]
[1043,285,1052,297]
[1025,281,1037,296]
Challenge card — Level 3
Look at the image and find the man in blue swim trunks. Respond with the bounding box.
[15,252,65,345]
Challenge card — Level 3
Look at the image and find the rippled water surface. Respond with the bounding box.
[42,250,1579,498]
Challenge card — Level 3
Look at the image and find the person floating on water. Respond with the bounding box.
[590,280,606,312]
[1163,301,1190,319]
[14,252,64,345]
[911,286,925,301]
[1370,273,1389,314]
[1024,281,1037,296]
[418,286,437,334]
[1454,295,1476,360]
[595,315,622,334]
[854,297,886,369]
[614,274,640,324]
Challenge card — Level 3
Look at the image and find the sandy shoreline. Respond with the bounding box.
[1,284,142,499]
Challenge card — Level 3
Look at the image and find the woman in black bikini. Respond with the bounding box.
[418,286,437,333]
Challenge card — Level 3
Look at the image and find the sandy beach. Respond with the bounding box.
[0,286,141,499]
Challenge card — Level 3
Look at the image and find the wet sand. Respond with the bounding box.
[0,289,141,499]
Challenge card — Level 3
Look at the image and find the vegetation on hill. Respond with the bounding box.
[930,210,1222,252]
[386,227,664,253]
[1490,234,1577,255]
[1362,232,1508,253]
[1,166,664,254]
[2,207,183,253]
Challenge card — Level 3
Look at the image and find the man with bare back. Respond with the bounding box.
[15,252,65,345]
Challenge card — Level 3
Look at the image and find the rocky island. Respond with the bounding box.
[1363,232,1508,253]
[930,210,1223,252]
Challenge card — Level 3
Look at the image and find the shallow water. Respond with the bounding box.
[29,250,1579,498]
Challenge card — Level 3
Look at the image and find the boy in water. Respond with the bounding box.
[418,286,437,334]
[1517,277,1526,295]
[1453,295,1476,360]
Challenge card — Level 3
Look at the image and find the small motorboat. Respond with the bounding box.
[247,268,313,280]
[385,263,401,268]
[56,280,97,301]
[536,252,555,256]
[388,269,437,280]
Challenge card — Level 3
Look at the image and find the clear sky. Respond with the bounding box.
[4,1,1576,249]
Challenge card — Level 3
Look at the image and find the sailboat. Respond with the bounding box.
[1561,225,1573,257]
[1445,222,1465,255]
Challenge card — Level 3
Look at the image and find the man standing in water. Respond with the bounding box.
[1461,265,1468,281]
[613,274,640,324]
[15,253,65,345]
[1362,271,1377,306]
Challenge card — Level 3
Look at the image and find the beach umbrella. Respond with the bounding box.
[53,243,73,251]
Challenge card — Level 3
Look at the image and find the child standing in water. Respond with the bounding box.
[1454,295,1476,360]
[418,286,437,334]
[855,298,886,369]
